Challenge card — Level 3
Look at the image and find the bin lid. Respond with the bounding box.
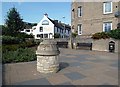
[109,41,115,44]
[36,40,60,56]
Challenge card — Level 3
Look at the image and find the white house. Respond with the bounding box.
[32,14,71,39]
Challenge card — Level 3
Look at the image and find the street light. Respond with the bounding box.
[62,16,65,38]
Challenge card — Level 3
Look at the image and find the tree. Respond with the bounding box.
[1,25,8,35]
[72,32,77,38]
[5,7,24,36]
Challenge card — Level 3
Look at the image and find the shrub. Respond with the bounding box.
[2,35,21,44]
[92,32,109,39]
[2,44,20,53]
[34,39,43,45]
[54,33,61,38]
[20,40,36,48]
[72,32,78,38]
[3,40,36,52]
[108,29,120,39]
[2,48,37,63]
[16,33,34,41]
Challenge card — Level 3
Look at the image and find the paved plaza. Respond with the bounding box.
[2,48,119,86]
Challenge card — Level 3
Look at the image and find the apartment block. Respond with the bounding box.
[71,1,120,36]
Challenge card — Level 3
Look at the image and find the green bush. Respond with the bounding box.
[2,44,20,53]
[72,33,78,38]
[108,29,120,39]
[92,29,120,40]
[54,33,61,38]
[34,39,43,45]
[92,32,109,39]
[16,33,34,41]
[2,35,21,44]
[2,48,37,63]
[19,40,36,48]
[3,40,36,52]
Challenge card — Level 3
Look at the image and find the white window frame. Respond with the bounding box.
[103,22,112,32]
[42,20,49,25]
[103,2,112,14]
[77,24,82,35]
[78,6,82,17]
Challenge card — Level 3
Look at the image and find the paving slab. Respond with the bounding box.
[2,48,118,86]
[64,72,86,81]
[15,78,51,85]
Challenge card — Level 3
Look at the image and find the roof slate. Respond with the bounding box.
[48,17,71,30]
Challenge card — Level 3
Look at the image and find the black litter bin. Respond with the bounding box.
[109,41,115,52]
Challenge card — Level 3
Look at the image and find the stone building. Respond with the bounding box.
[71,1,120,36]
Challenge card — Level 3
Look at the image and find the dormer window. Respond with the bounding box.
[42,20,49,25]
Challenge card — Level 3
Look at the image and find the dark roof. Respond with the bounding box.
[48,17,71,30]
[23,22,37,29]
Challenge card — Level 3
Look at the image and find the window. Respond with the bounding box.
[44,34,48,38]
[37,34,43,38]
[40,34,43,38]
[103,2,112,14]
[65,29,66,33]
[26,30,30,32]
[78,6,82,17]
[103,22,112,32]
[42,20,49,25]
[40,27,43,32]
[61,29,63,33]
[57,28,59,32]
[37,34,40,37]
[77,24,82,35]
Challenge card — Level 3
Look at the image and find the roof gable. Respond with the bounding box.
[48,17,71,30]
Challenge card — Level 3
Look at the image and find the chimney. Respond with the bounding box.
[54,20,58,23]
[44,13,48,17]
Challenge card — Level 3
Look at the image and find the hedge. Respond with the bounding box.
[107,29,120,39]
[2,40,36,53]
[92,32,109,39]
[16,33,34,41]
[2,48,37,63]
[2,35,21,44]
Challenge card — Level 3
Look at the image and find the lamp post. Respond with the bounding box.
[62,16,65,38]
[68,23,73,49]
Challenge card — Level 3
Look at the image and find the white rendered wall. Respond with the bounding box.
[32,15,54,39]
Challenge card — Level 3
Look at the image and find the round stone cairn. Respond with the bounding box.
[36,40,60,74]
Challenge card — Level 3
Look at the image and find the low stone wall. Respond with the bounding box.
[92,38,119,53]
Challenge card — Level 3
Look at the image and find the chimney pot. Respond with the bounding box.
[44,13,48,17]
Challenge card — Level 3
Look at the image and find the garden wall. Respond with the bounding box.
[92,38,120,53]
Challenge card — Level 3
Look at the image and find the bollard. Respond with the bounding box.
[36,40,60,73]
